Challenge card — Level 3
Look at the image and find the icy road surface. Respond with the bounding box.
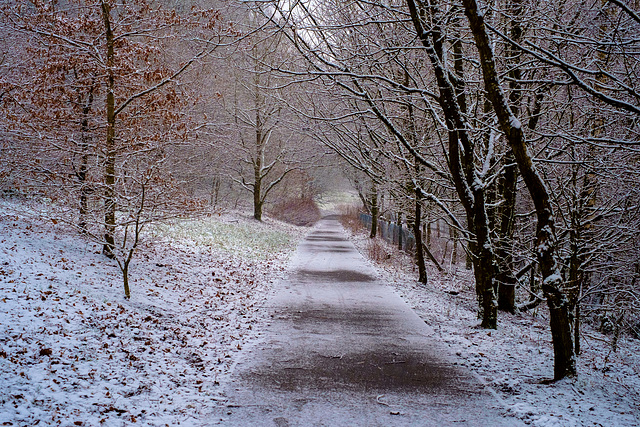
[215,215,520,426]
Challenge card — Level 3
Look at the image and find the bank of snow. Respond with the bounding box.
[0,200,305,426]
[350,232,640,426]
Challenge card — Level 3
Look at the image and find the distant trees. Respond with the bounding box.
[226,31,298,221]
[258,0,501,325]
[209,9,321,222]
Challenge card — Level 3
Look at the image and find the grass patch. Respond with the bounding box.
[152,215,299,261]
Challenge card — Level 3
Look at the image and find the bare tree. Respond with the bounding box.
[218,13,314,221]
[459,0,577,379]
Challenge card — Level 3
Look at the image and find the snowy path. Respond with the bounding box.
[215,215,521,426]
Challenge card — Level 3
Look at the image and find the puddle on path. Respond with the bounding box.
[294,269,376,283]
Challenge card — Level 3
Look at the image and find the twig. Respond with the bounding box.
[376,394,390,407]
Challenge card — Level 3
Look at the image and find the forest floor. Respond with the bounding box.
[0,197,639,426]
[0,198,305,426]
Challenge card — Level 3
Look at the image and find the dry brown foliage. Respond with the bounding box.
[270,196,321,226]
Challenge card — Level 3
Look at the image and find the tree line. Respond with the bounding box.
[0,0,325,298]
[1,0,638,382]
[250,0,640,381]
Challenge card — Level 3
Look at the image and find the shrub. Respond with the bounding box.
[338,204,362,232]
[270,196,321,226]
[366,237,392,263]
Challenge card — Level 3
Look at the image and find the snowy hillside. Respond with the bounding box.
[0,200,304,426]
[2,196,639,426]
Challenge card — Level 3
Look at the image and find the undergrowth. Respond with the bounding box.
[270,196,321,227]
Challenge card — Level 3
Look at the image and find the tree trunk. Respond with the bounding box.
[253,163,263,221]
[78,151,89,233]
[397,212,403,250]
[253,73,264,222]
[414,189,427,284]
[369,188,378,238]
[122,262,130,299]
[101,0,116,259]
[568,198,583,354]
[495,0,523,313]
[472,184,498,328]
[450,226,458,265]
[405,0,497,327]
[466,246,473,270]
[462,0,576,379]
[497,270,516,313]
[497,151,518,313]
[77,86,94,233]
[210,176,220,206]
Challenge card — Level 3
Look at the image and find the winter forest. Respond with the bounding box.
[1,0,639,425]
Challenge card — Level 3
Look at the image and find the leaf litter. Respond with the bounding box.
[0,200,304,426]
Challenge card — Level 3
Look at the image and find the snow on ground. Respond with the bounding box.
[0,199,305,427]
[2,196,639,427]
[348,231,640,426]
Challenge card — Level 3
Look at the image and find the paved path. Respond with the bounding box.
[215,215,519,426]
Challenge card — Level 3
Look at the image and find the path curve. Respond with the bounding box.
[214,215,520,426]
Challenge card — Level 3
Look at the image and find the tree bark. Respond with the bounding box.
[101,0,116,259]
[496,149,517,313]
[253,159,263,221]
[397,212,403,250]
[472,182,498,328]
[122,263,130,299]
[414,188,427,284]
[77,85,95,233]
[369,187,378,238]
[253,81,264,221]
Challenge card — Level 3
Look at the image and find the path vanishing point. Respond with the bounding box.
[214,215,522,426]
